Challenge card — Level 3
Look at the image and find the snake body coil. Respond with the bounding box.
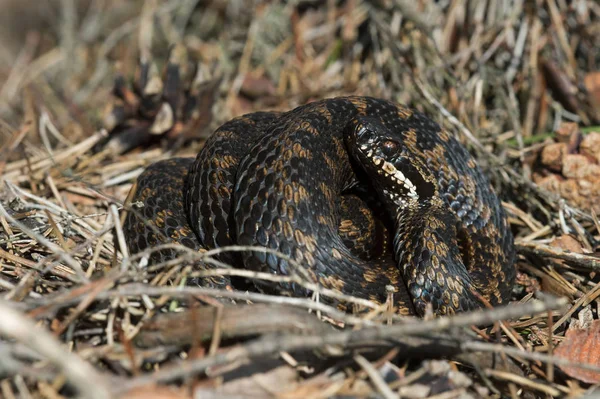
[124,96,515,315]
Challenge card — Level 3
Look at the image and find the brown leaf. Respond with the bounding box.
[555,122,579,144]
[515,271,541,294]
[549,235,584,254]
[555,319,600,384]
[562,154,593,179]
[584,72,600,115]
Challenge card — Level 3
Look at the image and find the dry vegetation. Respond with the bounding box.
[1,0,600,398]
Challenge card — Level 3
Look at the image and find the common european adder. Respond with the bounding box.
[123,96,516,316]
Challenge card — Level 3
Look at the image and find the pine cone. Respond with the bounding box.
[103,44,221,153]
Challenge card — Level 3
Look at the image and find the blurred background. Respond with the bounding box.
[0,1,597,131]
[1,0,599,207]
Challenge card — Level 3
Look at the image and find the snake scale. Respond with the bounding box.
[123,96,516,316]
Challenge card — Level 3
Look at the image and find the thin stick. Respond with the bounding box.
[109,204,128,263]
[0,301,110,399]
[485,369,560,396]
[116,295,568,392]
[208,305,224,356]
[517,242,600,271]
[124,242,384,311]
[354,354,398,399]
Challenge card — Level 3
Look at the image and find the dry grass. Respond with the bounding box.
[1,0,600,397]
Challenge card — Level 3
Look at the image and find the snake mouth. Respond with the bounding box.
[358,150,418,200]
[346,116,435,206]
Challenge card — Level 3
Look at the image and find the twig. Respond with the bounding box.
[135,303,331,347]
[464,341,600,374]
[485,369,561,396]
[208,305,223,356]
[123,242,386,311]
[550,281,600,332]
[0,300,110,399]
[0,201,88,282]
[18,280,384,328]
[89,284,384,327]
[115,295,568,391]
[354,354,398,399]
[110,204,129,264]
[3,129,108,178]
[517,242,600,270]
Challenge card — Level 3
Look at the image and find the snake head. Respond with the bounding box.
[345,116,437,208]
[346,115,489,315]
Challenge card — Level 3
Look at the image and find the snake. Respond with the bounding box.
[123,96,516,316]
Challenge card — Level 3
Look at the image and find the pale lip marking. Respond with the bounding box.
[358,144,418,199]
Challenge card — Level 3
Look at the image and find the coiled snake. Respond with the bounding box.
[124,96,516,316]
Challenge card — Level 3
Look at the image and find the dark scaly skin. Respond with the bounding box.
[123,158,393,291]
[185,112,282,267]
[123,158,231,289]
[124,112,399,299]
[124,96,515,316]
[344,115,515,314]
[232,97,514,314]
[124,158,198,261]
[337,193,390,261]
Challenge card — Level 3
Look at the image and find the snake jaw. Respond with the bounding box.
[377,157,418,198]
[346,116,434,207]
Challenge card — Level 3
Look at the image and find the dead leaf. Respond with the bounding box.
[549,235,584,254]
[150,103,174,135]
[584,72,600,119]
[555,319,600,384]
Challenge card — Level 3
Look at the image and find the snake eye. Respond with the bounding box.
[354,122,374,139]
